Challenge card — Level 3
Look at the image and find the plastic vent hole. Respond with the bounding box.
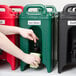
[0,8,5,12]
[28,8,38,12]
[72,7,76,12]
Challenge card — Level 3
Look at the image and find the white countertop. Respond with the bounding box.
[0,61,76,76]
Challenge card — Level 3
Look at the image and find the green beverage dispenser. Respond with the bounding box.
[19,4,54,73]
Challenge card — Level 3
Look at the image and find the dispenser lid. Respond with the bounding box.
[60,4,76,19]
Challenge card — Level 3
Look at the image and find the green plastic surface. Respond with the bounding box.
[0,49,3,55]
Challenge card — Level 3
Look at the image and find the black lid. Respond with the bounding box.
[60,4,76,19]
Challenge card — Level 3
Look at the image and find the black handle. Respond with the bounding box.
[63,4,76,15]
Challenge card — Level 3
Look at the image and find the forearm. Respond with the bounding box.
[0,32,26,61]
[0,25,20,35]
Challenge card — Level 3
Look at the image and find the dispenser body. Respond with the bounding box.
[58,4,76,73]
[19,4,56,72]
[0,5,18,70]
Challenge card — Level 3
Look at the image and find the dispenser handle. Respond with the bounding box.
[63,4,76,15]
[0,5,12,14]
[10,6,24,12]
[23,4,47,15]
[46,5,57,13]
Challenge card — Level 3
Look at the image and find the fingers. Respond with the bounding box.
[35,56,41,64]
[31,59,40,67]
[31,54,40,63]
[32,61,39,67]
[29,30,39,43]
[27,36,33,41]
[30,54,40,65]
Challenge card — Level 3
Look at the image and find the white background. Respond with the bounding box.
[0,0,76,11]
[0,0,76,76]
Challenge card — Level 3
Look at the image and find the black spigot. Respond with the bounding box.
[33,42,41,53]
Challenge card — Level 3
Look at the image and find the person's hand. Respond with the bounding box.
[19,28,38,43]
[22,54,40,66]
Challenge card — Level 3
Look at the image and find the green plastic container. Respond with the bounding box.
[19,4,54,73]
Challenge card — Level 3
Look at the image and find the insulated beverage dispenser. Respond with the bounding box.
[0,5,19,70]
[19,4,55,73]
[58,4,76,73]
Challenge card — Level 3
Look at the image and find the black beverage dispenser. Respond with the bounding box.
[58,4,76,73]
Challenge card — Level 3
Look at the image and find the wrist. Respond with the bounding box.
[14,27,22,35]
[17,27,21,34]
[20,52,28,61]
